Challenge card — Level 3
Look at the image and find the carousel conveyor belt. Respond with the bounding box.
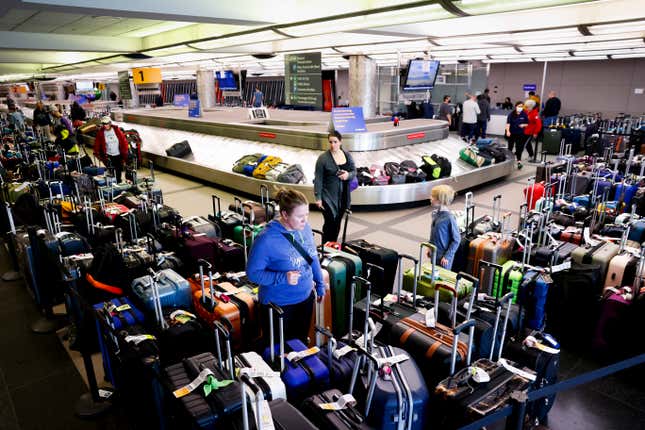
[117,122,513,206]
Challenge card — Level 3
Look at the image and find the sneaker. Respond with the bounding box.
[517,161,523,170]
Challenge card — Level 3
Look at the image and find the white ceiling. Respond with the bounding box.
[0,0,644,81]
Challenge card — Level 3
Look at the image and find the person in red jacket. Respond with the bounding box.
[521,99,541,166]
[93,116,128,183]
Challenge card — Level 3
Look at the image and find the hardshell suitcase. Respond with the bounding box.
[604,253,639,291]
[235,351,287,401]
[343,238,398,298]
[131,269,192,312]
[542,129,562,154]
[491,260,523,303]
[571,241,621,280]
[301,388,371,430]
[182,216,221,239]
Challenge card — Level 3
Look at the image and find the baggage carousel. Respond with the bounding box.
[114,121,514,206]
[113,107,448,152]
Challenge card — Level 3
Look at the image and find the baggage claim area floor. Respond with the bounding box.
[2,150,644,430]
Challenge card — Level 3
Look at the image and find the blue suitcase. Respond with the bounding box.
[83,165,106,176]
[56,231,90,256]
[572,194,591,208]
[518,271,550,330]
[93,297,146,385]
[131,269,192,312]
[262,303,330,401]
[614,182,638,207]
[628,220,645,243]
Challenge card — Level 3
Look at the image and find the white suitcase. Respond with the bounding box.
[235,351,287,401]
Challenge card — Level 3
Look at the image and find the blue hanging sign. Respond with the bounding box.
[523,84,537,91]
[331,107,367,133]
[188,99,201,117]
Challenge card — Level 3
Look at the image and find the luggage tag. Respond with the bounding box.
[173,368,234,398]
[238,367,281,379]
[124,334,156,345]
[423,308,436,328]
[317,394,357,411]
[498,358,536,382]
[333,345,356,359]
[524,335,560,354]
[286,346,320,363]
[169,309,197,324]
[549,261,570,274]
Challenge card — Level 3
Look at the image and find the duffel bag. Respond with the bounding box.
[253,155,283,179]
[232,153,264,174]
[459,146,491,167]
[431,154,452,177]
[277,164,306,184]
[165,140,192,158]
[265,162,290,182]
[384,162,406,184]
[420,155,441,179]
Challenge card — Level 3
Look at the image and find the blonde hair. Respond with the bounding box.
[275,187,308,215]
[524,99,536,109]
[431,185,456,206]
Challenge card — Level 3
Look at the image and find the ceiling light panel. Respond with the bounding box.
[279,4,452,38]
[611,52,645,58]
[588,20,645,35]
[144,45,198,57]
[454,0,596,15]
[191,30,287,50]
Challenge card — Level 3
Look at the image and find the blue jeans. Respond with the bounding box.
[462,122,476,141]
[543,116,557,127]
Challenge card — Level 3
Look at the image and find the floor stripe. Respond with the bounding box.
[163,185,207,195]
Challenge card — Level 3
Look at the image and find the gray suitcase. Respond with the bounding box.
[571,241,620,281]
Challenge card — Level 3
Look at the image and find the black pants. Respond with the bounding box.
[508,134,534,160]
[261,291,314,347]
[322,205,344,243]
[106,155,124,183]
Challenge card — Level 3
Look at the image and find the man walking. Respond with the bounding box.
[438,95,452,126]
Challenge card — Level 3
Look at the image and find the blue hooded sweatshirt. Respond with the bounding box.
[246,220,325,306]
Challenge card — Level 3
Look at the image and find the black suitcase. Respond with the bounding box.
[300,388,371,430]
[209,195,244,240]
[535,152,566,183]
[165,140,192,158]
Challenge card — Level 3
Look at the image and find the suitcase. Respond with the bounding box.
[131,269,192,312]
[518,270,551,330]
[491,260,523,303]
[402,242,474,302]
[235,351,287,401]
[213,278,260,345]
[571,241,621,280]
[466,233,513,292]
[262,302,330,401]
[342,235,398,299]
[434,294,534,427]
[264,162,290,182]
[183,215,221,239]
[165,140,192,158]
[536,155,566,183]
[300,388,371,430]
[318,243,364,337]
[214,238,246,272]
[604,252,639,291]
[524,181,545,211]
[542,129,562,154]
[210,195,244,240]
[592,286,636,356]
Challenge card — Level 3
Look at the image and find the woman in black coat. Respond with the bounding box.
[314,131,357,243]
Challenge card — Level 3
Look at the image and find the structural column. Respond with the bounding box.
[196,69,216,109]
[348,55,377,118]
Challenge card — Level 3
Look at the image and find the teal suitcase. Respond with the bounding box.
[319,246,363,338]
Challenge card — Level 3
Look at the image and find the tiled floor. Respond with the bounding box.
[1,150,644,429]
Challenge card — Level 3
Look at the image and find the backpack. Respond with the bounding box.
[277,164,306,184]
[253,155,283,179]
[232,153,266,176]
[384,162,406,184]
[420,155,441,179]
[478,145,506,163]
[265,162,290,182]
[431,154,452,178]
[400,160,427,183]
[356,167,373,186]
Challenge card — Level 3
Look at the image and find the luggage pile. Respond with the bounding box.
[233,153,306,184]
[2,120,644,429]
[459,138,509,168]
[355,155,452,186]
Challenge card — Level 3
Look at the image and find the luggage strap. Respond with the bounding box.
[87,273,123,295]
[399,317,468,360]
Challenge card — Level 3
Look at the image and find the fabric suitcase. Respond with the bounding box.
[614,182,638,207]
[214,238,246,272]
[592,287,634,355]
[165,140,192,158]
[264,162,290,182]
[181,232,218,269]
[518,271,551,330]
[542,129,562,154]
[319,246,363,337]
[301,388,370,430]
[343,239,398,297]
[459,146,491,167]
[420,155,441,179]
[131,269,192,312]
[430,154,452,177]
[571,241,620,280]
[277,163,306,184]
[56,231,90,257]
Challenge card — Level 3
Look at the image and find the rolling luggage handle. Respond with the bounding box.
[211,195,222,219]
[464,191,475,235]
[397,253,419,307]
[267,302,286,372]
[147,268,169,330]
[492,194,502,226]
[240,373,268,430]
[198,258,216,309]
[213,321,235,380]
[341,209,352,244]
[346,275,372,350]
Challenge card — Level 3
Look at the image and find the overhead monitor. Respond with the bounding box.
[402,59,441,91]
[216,70,238,90]
[75,81,94,92]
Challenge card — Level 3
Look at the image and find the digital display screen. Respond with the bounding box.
[403,60,441,91]
[75,81,94,91]
[216,70,238,90]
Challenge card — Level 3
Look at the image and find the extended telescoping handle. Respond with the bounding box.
[347,343,381,417]
[267,302,285,372]
[348,275,371,349]
[311,228,324,250]
[449,319,477,376]
[492,194,502,224]
[314,326,337,369]
[619,224,631,253]
[464,191,475,233]
[197,259,212,305]
[397,253,418,306]
[493,292,515,362]
[234,196,243,214]
[260,184,269,206]
[213,321,235,380]
[478,260,503,299]
[212,195,221,218]
[456,272,480,321]
[433,282,458,328]
[341,209,351,244]
[5,202,16,234]
[242,202,256,226]
[239,373,264,430]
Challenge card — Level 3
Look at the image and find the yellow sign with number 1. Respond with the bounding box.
[132,67,162,85]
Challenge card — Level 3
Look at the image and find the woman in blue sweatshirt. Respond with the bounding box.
[429,185,461,269]
[247,188,327,343]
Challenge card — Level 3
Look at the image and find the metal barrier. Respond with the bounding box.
[458,352,645,430]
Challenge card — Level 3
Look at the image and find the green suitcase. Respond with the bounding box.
[491,260,523,303]
[233,223,264,249]
[3,182,31,203]
[320,246,363,337]
[402,242,473,302]
[542,128,562,154]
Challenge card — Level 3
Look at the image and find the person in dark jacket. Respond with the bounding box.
[70,101,86,124]
[542,91,561,127]
[247,188,327,344]
[314,130,357,243]
[32,101,52,140]
[93,116,128,183]
[505,101,529,169]
[476,94,491,139]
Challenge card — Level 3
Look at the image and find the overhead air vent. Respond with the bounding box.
[32,76,56,81]
[123,53,153,60]
[252,53,276,60]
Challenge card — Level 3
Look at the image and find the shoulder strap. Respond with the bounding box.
[281,232,313,266]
